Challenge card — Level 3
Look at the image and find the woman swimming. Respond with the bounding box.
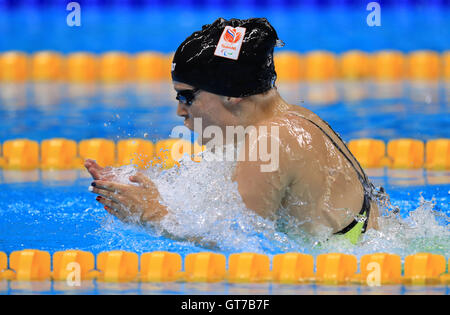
[86,17,379,244]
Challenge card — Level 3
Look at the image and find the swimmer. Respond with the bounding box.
[86,17,380,244]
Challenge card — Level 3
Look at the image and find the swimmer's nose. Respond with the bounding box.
[177,102,189,118]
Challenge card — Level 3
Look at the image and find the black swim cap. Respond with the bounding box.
[171,17,283,98]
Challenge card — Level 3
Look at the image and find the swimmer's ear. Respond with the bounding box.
[223,96,242,108]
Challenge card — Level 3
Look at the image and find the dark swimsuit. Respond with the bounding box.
[293,113,375,241]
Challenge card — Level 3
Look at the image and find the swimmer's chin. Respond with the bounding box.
[183,118,195,131]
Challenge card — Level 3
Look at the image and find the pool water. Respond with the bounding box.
[0,3,449,295]
[1,5,449,54]
[0,168,449,255]
[1,81,449,143]
[0,81,449,294]
[0,168,449,294]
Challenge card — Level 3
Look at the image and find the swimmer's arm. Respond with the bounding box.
[233,128,293,219]
[92,176,219,248]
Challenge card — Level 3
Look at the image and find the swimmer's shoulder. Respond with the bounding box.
[255,106,325,157]
[256,104,312,129]
[283,104,319,121]
[265,106,326,141]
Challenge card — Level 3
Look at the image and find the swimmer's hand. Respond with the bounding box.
[84,159,116,181]
[90,173,168,224]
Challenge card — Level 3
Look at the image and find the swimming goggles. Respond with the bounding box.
[176,88,200,106]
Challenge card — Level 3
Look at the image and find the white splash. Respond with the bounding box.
[106,155,449,256]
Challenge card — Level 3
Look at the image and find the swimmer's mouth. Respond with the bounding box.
[181,115,190,126]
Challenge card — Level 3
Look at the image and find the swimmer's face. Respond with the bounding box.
[173,81,242,141]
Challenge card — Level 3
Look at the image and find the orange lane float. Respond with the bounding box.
[339,50,371,80]
[184,252,226,282]
[0,51,28,82]
[272,253,314,284]
[66,52,98,82]
[31,51,65,81]
[96,250,139,282]
[228,253,271,283]
[40,138,78,170]
[407,50,440,81]
[404,253,446,285]
[99,52,131,82]
[134,52,166,81]
[52,250,95,281]
[348,138,386,168]
[140,251,182,282]
[2,139,39,170]
[7,249,51,281]
[370,50,405,81]
[117,139,154,169]
[425,139,450,170]
[315,253,357,285]
[274,51,304,81]
[386,138,425,169]
[78,138,116,168]
[304,51,338,81]
[356,253,402,285]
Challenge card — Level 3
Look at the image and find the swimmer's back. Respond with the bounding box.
[263,105,379,234]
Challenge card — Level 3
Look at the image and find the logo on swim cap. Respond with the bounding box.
[224,28,242,44]
[214,26,246,61]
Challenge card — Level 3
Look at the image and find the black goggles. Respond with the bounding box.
[176,88,200,106]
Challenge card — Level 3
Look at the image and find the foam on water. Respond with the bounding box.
[104,154,450,258]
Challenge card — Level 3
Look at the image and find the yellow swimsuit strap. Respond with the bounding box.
[334,193,371,244]
[342,211,367,245]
